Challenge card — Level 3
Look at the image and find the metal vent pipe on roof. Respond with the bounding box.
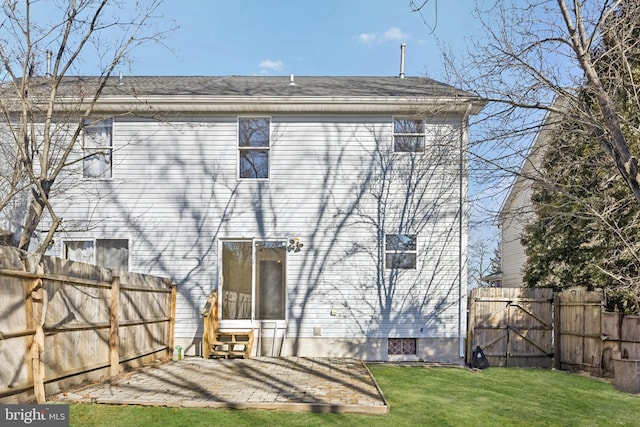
[399,43,406,79]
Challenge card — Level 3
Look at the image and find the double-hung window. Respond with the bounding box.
[393,118,425,152]
[83,119,113,178]
[385,234,417,269]
[238,117,270,179]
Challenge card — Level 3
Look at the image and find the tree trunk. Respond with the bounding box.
[557,0,640,204]
[18,187,47,251]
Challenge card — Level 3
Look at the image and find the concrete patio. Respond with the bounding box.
[52,357,389,414]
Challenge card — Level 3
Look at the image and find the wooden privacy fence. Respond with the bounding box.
[0,246,177,404]
[468,287,640,378]
[556,288,640,378]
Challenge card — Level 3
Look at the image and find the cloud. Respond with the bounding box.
[381,27,408,42]
[356,27,409,45]
[357,33,377,45]
[259,59,284,74]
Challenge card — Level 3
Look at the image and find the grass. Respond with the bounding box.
[69,366,640,427]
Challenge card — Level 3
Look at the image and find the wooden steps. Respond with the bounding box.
[207,330,255,359]
[201,290,255,359]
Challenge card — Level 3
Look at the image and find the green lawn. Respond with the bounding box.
[69,365,640,427]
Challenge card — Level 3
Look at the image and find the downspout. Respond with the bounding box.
[459,102,473,360]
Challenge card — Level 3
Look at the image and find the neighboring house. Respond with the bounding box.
[21,75,484,362]
[497,110,558,288]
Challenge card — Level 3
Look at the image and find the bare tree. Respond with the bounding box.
[468,238,500,289]
[0,0,173,253]
[412,1,640,207]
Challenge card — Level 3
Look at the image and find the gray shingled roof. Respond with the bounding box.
[61,75,478,99]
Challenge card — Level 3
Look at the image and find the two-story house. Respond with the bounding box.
[28,75,484,362]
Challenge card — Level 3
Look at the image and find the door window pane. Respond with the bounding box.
[221,241,253,320]
[256,241,286,320]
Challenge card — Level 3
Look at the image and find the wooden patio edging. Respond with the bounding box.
[0,246,177,404]
[468,287,640,379]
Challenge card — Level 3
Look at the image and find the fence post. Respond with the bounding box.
[109,273,120,378]
[168,283,177,358]
[553,292,561,370]
[29,278,46,404]
[466,288,476,365]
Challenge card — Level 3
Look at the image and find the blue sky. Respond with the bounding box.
[131,0,482,82]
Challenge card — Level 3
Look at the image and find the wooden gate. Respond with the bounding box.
[468,288,554,368]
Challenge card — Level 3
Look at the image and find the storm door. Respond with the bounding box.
[220,239,286,327]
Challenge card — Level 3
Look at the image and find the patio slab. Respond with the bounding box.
[52,357,389,414]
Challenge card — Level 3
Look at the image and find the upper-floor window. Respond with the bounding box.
[64,238,129,271]
[393,118,425,152]
[83,119,112,178]
[385,234,417,269]
[238,117,270,179]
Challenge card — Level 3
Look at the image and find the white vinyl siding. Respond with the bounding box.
[49,115,465,342]
[500,177,536,288]
[499,138,547,288]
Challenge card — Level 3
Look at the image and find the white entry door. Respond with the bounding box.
[219,239,286,329]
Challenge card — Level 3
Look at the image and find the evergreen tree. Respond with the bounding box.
[489,245,502,276]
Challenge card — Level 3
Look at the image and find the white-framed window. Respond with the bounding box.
[385,234,417,269]
[238,117,270,179]
[393,118,425,152]
[83,119,113,178]
[63,238,129,271]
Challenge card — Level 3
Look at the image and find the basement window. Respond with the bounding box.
[388,338,417,355]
